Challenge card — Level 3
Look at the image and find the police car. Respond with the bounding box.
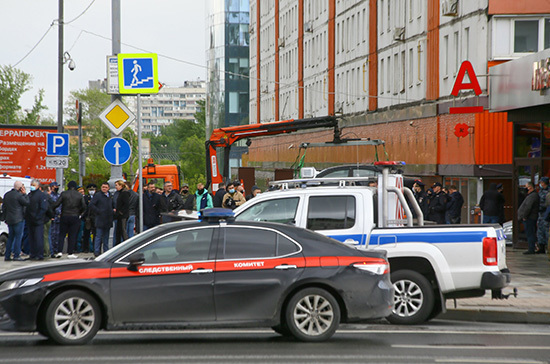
[0,209,392,345]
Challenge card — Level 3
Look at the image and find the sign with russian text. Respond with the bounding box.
[0,126,57,183]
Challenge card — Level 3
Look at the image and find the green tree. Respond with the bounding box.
[148,99,207,184]
[0,65,46,124]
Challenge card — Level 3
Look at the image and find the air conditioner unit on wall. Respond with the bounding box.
[393,27,405,41]
[304,21,313,33]
[442,0,458,17]
[278,37,285,48]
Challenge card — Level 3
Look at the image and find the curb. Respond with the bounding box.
[440,309,550,325]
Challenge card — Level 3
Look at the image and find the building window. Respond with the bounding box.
[514,20,539,53]
[229,92,239,113]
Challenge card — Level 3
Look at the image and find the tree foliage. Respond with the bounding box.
[149,99,207,184]
[0,65,46,124]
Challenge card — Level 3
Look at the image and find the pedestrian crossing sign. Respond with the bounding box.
[118,53,159,94]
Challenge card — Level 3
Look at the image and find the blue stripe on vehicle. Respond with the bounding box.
[328,231,488,246]
[329,234,364,243]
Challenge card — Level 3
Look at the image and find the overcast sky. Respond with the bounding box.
[0,0,206,120]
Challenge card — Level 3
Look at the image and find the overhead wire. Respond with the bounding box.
[67,24,422,104]
[11,0,96,67]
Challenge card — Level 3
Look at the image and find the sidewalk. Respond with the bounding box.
[441,247,550,324]
[0,247,548,325]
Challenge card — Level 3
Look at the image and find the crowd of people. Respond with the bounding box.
[411,180,465,225]
[0,178,261,261]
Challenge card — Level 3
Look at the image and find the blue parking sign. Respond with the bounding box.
[118,53,159,94]
[46,133,69,156]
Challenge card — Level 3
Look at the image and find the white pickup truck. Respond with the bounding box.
[234,163,511,324]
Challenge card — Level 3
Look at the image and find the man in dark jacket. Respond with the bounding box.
[126,182,138,237]
[479,183,505,224]
[89,182,114,256]
[518,182,540,254]
[143,182,161,230]
[412,180,428,219]
[2,181,29,261]
[52,180,85,259]
[446,185,464,224]
[212,182,228,208]
[24,179,49,260]
[114,180,130,245]
[427,182,448,224]
[160,181,183,223]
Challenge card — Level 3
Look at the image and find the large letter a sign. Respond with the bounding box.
[449,61,483,114]
[451,61,482,96]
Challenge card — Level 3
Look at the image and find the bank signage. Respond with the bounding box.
[490,48,550,112]
[532,57,550,92]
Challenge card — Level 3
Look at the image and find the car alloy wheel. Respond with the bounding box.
[285,287,340,342]
[44,290,101,345]
[387,269,434,325]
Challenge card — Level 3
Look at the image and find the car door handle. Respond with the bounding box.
[275,265,297,270]
[190,269,213,274]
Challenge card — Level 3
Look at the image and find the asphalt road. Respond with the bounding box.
[0,320,548,363]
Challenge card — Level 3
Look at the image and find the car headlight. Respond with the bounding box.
[0,278,43,292]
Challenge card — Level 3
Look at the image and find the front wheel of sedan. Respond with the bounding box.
[285,288,340,342]
[44,290,101,345]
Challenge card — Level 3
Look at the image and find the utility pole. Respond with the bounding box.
[57,0,64,187]
[108,0,123,189]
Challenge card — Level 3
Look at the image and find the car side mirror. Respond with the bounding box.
[127,252,145,272]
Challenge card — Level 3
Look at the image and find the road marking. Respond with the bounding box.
[436,359,545,364]
[393,344,550,350]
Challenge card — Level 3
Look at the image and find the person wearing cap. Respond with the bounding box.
[479,183,505,224]
[412,180,428,218]
[48,181,61,259]
[246,185,261,200]
[536,177,550,254]
[427,182,448,224]
[52,181,86,259]
[81,184,97,253]
[179,183,192,209]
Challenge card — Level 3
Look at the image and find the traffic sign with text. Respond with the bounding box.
[103,137,131,166]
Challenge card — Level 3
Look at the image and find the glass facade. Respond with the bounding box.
[206,0,250,136]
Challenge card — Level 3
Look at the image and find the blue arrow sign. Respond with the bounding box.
[103,137,131,165]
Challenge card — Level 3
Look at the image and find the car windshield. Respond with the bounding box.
[94,225,170,262]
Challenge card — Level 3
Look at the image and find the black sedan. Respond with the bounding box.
[0,209,393,344]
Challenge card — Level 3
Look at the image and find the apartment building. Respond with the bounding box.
[248,0,550,224]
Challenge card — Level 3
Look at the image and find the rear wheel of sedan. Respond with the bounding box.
[387,270,434,325]
[285,288,340,342]
[43,290,101,345]
[0,234,7,256]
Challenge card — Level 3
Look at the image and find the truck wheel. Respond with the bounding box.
[0,234,6,257]
[387,270,434,325]
[43,290,101,345]
[285,288,340,342]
